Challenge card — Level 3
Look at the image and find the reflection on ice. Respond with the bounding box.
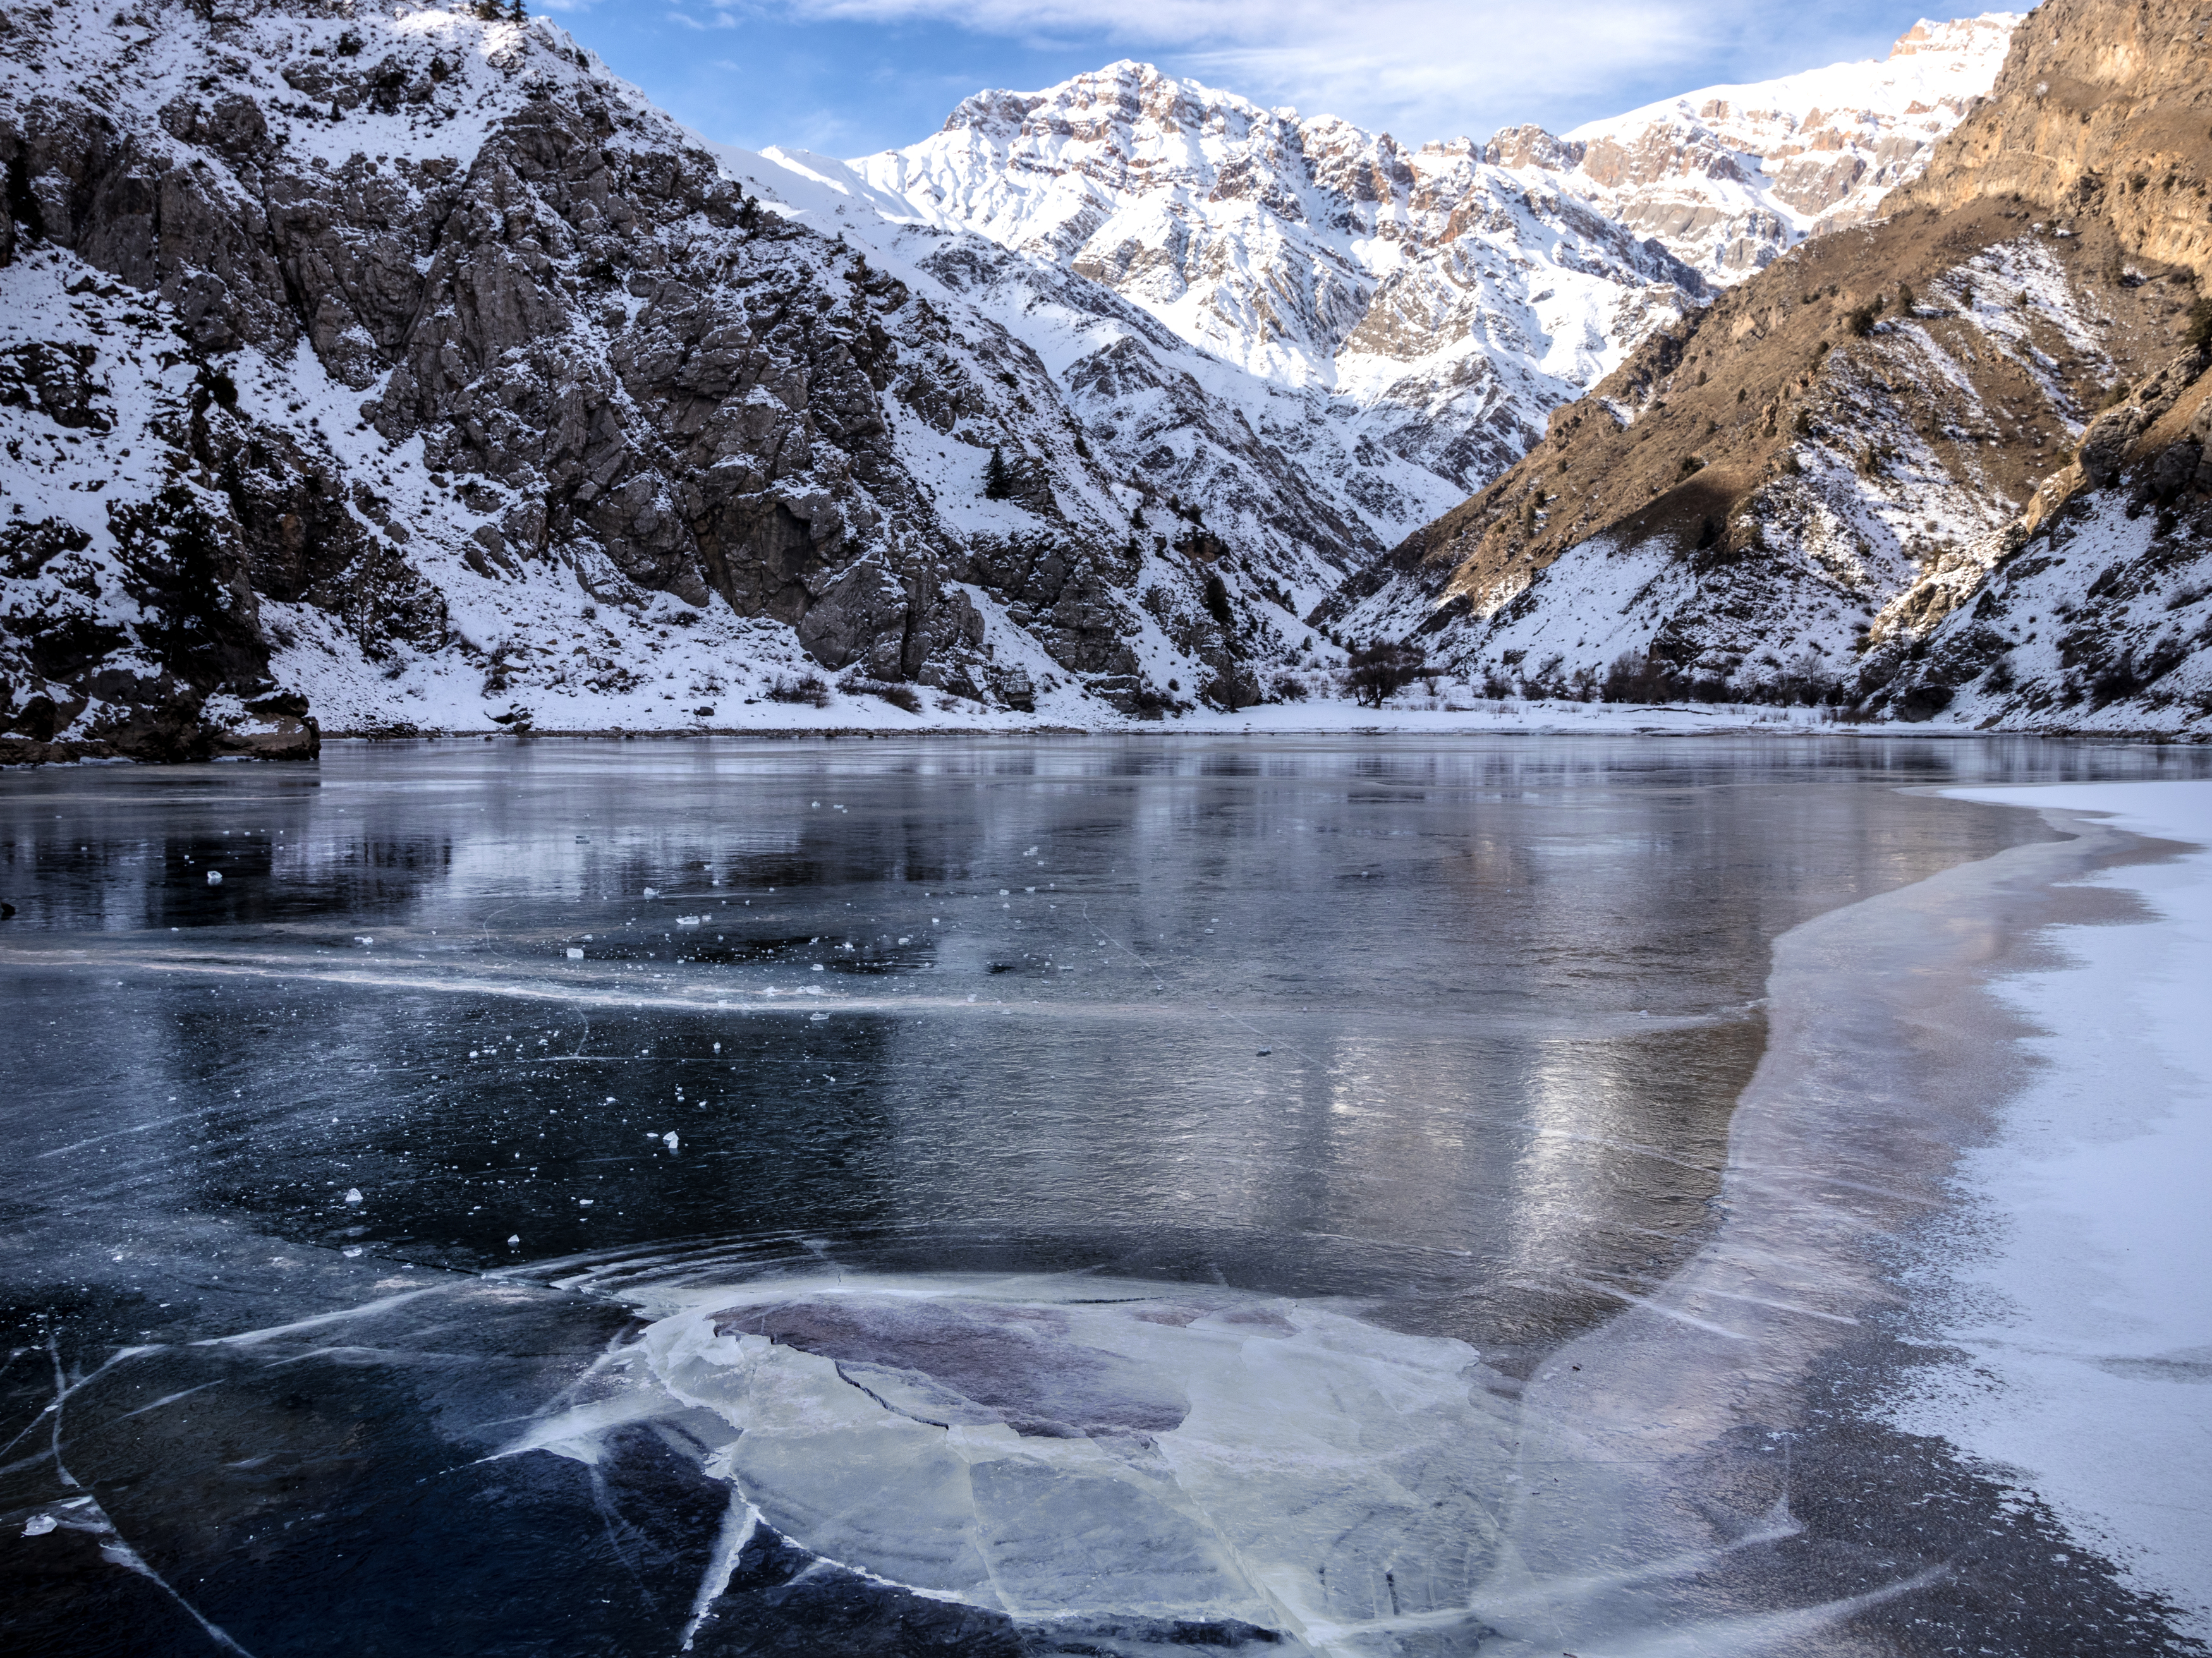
[522,1274,1514,1650]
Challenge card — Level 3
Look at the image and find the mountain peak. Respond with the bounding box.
[937,59,1280,143]
[1888,11,2022,58]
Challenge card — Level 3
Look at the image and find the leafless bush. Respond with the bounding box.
[766,674,832,708]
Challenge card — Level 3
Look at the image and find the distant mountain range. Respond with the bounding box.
[6,3,2199,753]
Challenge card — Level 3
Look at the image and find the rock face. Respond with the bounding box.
[846,61,1708,497]
[1335,0,2212,735]
[1497,13,2021,282]
[0,1,1348,759]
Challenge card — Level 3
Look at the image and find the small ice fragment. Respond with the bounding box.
[1024,845,1038,856]
[566,947,583,959]
[206,871,222,885]
[643,886,659,898]
[579,1198,593,1206]
[341,1245,363,1258]
[811,801,820,808]
[712,1041,722,1052]
[898,936,910,945]
[344,1188,363,1205]
[355,936,374,947]
[22,1515,57,1537]
[810,1012,828,1021]
[662,1131,679,1150]
[507,1235,521,1246]
[676,915,702,926]
[811,964,824,972]
[999,888,1009,896]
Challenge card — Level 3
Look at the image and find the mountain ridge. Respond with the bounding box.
[1335,0,2212,736]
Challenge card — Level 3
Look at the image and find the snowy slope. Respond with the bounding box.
[838,62,1706,497]
[0,0,1368,758]
[1496,14,2021,282]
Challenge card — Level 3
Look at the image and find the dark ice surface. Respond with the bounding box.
[1,734,2206,1656]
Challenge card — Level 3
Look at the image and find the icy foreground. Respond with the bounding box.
[1892,780,2212,1633]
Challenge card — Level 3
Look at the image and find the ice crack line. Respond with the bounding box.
[1079,901,1165,991]
[678,1494,760,1652]
[33,1334,262,1658]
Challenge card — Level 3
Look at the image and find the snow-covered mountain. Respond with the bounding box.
[1490,13,2021,282]
[839,61,1708,497]
[6,0,2189,756]
[0,0,1378,762]
[1326,0,2212,737]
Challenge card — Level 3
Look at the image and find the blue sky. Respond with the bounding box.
[535,2,1993,158]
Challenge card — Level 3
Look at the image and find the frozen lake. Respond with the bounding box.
[1,735,2203,1655]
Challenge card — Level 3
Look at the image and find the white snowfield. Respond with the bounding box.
[1895,781,2212,1635]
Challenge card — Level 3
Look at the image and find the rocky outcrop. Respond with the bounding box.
[1334,0,2212,735]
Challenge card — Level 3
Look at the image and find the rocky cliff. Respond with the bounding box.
[1337,0,2212,735]
[0,1,1347,762]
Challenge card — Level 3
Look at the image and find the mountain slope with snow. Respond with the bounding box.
[1329,0,2212,737]
[843,62,1707,498]
[0,1,1369,761]
[1490,13,2023,282]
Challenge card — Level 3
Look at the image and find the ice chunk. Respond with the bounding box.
[663,1131,680,1151]
[566,948,584,959]
[343,1188,363,1205]
[341,1245,363,1259]
[643,886,659,898]
[205,871,222,885]
[21,1515,56,1537]
[677,916,702,926]
[507,1235,521,1246]
[608,1276,1510,1632]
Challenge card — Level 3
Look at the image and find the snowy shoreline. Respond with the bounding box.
[1483,778,2212,1645]
[1890,781,2212,1634]
[308,703,2201,742]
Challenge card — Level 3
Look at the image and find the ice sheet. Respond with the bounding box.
[1886,781,2212,1633]
[517,1274,1517,1650]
